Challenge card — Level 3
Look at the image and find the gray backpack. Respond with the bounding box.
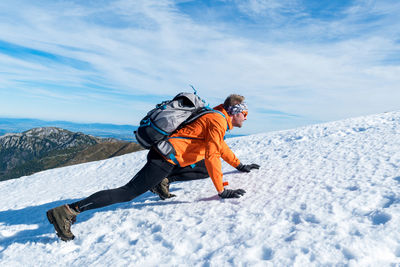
[134,92,219,149]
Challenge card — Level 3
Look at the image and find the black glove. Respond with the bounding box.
[218,189,246,198]
[236,163,260,173]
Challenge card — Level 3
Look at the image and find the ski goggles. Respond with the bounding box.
[227,103,248,116]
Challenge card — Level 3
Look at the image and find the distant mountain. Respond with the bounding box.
[0,118,137,141]
[0,117,245,140]
[0,127,143,181]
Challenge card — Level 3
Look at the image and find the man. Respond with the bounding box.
[46,94,260,241]
[151,94,260,199]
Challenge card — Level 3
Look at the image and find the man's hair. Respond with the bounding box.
[223,94,245,110]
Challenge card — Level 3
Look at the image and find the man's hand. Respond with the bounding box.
[218,189,246,198]
[236,163,260,173]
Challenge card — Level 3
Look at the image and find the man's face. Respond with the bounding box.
[231,111,247,128]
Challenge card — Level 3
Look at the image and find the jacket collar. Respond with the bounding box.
[213,104,233,130]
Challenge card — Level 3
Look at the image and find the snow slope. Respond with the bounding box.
[1,111,400,266]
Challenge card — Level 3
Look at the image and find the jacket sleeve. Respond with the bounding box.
[204,115,228,193]
[220,141,241,168]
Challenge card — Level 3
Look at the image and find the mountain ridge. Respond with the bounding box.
[0,117,137,141]
[0,127,143,181]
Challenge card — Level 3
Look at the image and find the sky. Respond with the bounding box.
[0,0,400,135]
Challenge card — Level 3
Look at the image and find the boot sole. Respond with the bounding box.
[46,209,75,242]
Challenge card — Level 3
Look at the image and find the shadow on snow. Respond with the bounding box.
[0,171,237,251]
[0,191,194,252]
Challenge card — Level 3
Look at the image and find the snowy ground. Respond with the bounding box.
[1,111,400,266]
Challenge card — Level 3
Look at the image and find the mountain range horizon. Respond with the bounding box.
[0,117,137,141]
[0,117,246,141]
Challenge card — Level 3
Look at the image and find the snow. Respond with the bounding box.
[1,111,400,266]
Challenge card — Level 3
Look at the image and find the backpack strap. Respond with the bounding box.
[179,107,228,128]
[174,107,229,136]
[183,107,216,125]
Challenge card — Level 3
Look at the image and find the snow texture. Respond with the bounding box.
[1,111,400,266]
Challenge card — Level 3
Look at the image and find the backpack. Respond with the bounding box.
[134,91,219,149]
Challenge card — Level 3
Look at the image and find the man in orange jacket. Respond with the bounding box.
[151,94,260,199]
[46,94,260,241]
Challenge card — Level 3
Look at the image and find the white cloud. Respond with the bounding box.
[234,0,301,17]
[0,0,399,133]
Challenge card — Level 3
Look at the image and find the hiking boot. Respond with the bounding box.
[150,178,176,200]
[46,204,79,241]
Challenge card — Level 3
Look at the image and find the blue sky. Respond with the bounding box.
[1,0,399,135]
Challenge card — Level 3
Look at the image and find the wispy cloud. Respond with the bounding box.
[256,108,300,118]
[0,40,92,70]
[0,0,399,133]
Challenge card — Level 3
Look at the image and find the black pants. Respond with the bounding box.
[70,149,209,212]
[168,158,208,182]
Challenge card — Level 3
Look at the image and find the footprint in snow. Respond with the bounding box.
[291,212,320,225]
[353,127,367,132]
[369,210,391,225]
[284,136,303,142]
[304,214,320,224]
[395,247,400,257]
[335,244,356,260]
[383,194,400,209]
[284,234,296,243]
[349,228,362,237]
[301,247,310,254]
[262,247,274,260]
[342,248,356,260]
[292,212,302,225]
[346,185,359,191]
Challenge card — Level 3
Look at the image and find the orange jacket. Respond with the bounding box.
[167,104,241,192]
